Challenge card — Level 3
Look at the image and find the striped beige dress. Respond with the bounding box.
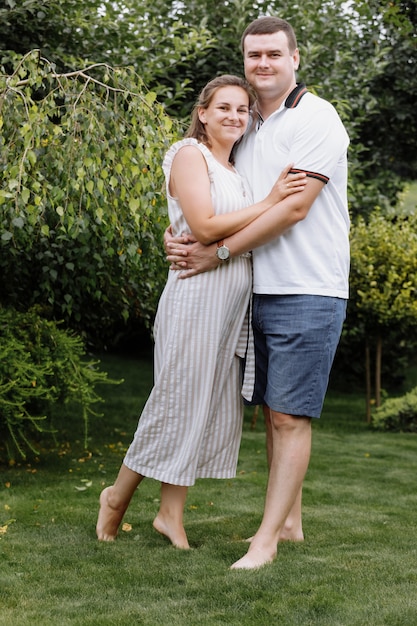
[123,139,254,486]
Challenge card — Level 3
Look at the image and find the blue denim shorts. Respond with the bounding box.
[249,294,347,418]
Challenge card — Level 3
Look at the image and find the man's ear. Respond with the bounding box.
[293,47,300,71]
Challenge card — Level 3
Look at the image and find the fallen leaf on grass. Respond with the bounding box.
[0,519,16,535]
[78,451,92,463]
[75,479,93,491]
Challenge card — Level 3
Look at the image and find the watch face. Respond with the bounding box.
[217,245,230,260]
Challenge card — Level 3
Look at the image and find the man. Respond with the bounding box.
[166,16,350,570]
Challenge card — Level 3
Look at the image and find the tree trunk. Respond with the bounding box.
[375,334,382,407]
[365,339,372,423]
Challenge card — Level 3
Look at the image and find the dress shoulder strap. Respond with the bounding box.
[162,138,215,181]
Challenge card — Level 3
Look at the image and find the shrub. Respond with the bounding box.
[0,306,120,460]
[372,388,417,433]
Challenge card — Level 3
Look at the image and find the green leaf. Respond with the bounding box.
[21,188,30,204]
[12,217,25,228]
[129,198,140,212]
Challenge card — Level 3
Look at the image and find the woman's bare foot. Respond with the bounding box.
[230,545,277,570]
[153,514,190,549]
[96,486,127,541]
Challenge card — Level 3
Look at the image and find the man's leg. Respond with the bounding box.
[231,410,311,569]
[263,405,304,542]
[153,483,190,549]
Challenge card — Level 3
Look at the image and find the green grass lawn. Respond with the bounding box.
[1,353,417,625]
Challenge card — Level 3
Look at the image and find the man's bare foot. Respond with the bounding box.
[279,528,304,542]
[153,514,190,549]
[96,486,127,541]
[230,545,277,570]
[245,528,304,543]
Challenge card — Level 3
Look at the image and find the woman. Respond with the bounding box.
[96,75,305,548]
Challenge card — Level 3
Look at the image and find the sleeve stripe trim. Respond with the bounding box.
[289,168,329,184]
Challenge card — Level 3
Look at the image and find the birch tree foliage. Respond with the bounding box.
[0,50,181,344]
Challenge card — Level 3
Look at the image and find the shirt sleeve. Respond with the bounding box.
[288,103,349,181]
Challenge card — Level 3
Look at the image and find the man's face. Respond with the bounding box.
[243,31,299,99]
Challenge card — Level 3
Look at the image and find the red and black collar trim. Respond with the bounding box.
[285,83,308,108]
[252,83,309,131]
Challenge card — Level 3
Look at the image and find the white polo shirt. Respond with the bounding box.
[235,85,350,299]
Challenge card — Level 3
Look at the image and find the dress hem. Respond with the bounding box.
[123,459,238,487]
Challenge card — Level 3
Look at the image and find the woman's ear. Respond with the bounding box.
[197,106,206,124]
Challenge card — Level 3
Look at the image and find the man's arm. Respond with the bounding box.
[166,176,324,277]
[223,177,323,255]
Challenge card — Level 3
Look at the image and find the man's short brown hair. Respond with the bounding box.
[240,17,298,54]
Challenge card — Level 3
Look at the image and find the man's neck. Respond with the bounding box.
[256,83,297,120]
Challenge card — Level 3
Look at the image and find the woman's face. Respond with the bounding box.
[198,85,250,145]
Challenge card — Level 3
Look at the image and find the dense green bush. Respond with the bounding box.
[0,306,120,460]
[334,210,417,418]
[372,388,417,433]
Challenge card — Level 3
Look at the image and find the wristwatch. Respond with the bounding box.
[216,240,230,261]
